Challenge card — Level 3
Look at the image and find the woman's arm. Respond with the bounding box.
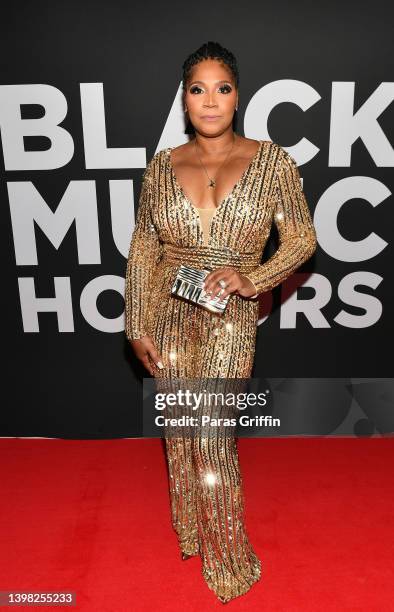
[125,158,163,342]
[243,148,317,297]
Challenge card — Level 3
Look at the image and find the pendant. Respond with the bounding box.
[208,179,216,188]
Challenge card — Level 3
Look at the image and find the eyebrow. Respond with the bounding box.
[188,80,232,86]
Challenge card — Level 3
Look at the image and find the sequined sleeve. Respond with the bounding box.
[124,158,162,341]
[243,149,317,297]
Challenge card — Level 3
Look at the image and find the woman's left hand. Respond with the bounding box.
[203,266,257,300]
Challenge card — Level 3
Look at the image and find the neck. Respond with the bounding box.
[193,131,237,156]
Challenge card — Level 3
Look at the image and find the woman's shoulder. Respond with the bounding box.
[230,138,297,174]
[146,149,164,168]
[266,140,299,170]
[141,148,168,180]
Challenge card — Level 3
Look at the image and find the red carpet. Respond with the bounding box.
[0,438,393,611]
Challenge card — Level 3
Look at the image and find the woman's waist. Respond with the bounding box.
[160,243,262,273]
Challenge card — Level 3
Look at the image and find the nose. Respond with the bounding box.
[204,90,217,107]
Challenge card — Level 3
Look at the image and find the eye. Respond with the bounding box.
[219,84,232,94]
[190,85,203,94]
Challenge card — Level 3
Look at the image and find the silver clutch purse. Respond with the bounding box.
[171,265,230,314]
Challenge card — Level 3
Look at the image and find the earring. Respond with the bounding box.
[184,107,188,112]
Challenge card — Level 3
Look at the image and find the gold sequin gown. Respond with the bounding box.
[125,139,317,603]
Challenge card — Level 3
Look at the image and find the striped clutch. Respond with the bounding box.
[171,265,230,314]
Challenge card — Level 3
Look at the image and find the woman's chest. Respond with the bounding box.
[151,150,277,251]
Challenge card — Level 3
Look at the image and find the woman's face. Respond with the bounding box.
[184,58,238,137]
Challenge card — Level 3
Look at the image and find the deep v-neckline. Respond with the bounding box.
[168,139,262,214]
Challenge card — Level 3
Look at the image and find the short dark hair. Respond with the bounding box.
[182,41,240,91]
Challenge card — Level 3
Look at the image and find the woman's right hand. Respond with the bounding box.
[130,335,164,376]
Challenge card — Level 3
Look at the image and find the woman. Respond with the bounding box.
[125,41,317,603]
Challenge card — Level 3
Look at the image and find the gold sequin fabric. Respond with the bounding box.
[125,139,317,603]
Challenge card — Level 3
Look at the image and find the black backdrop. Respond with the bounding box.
[1,0,392,437]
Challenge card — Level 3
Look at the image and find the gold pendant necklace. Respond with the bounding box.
[194,134,236,189]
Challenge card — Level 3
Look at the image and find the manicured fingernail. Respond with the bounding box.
[157,361,164,369]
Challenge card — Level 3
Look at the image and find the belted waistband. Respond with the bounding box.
[161,243,261,273]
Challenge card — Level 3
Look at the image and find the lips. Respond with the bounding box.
[201,115,221,120]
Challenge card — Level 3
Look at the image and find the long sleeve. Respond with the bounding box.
[124,158,163,342]
[243,148,317,297]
